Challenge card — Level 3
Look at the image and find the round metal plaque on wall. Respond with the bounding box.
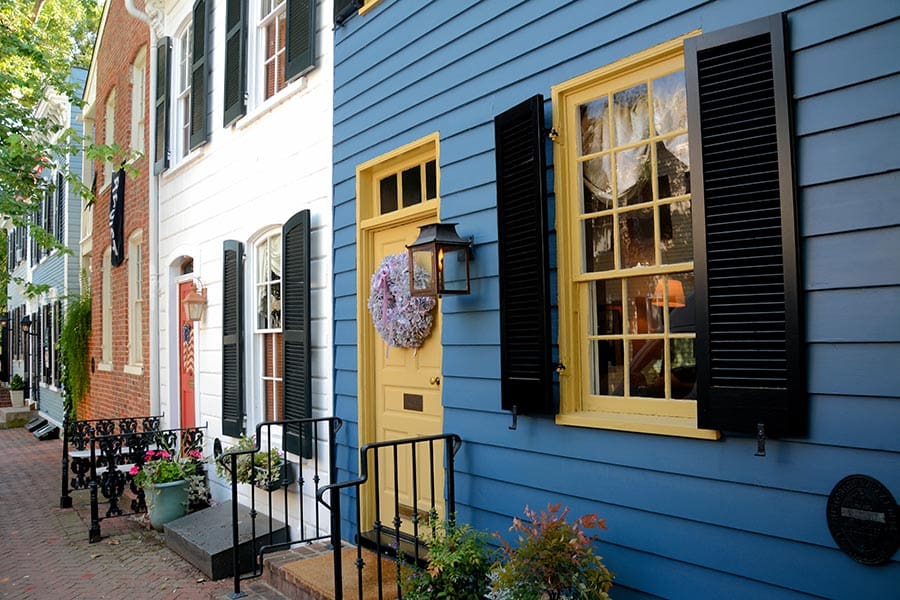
[826,474,899,565]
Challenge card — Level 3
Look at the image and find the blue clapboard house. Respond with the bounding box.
[329,1,899,596]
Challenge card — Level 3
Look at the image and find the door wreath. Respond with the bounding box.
[368,253,436,349]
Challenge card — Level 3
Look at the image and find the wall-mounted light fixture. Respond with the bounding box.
[182,281,208,321]
[407,222,474,297]
[0,312,9,330]
[20,314,38,335]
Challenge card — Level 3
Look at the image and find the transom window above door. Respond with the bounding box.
[378,159,437,215]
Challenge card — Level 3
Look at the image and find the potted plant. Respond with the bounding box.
[8,374,26,408]
[400,513,494,600]
[492,503,614,600]
[215,435,286,490]
[130,447,204,530]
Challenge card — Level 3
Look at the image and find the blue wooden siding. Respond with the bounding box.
[332,0,900,596]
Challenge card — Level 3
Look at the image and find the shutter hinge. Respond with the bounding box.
[547,127,560,143]
[555,362,566,374]
[755,423,767,457]
[508,404,518,430]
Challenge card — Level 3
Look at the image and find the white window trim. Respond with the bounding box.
[248,228,283,424]
[130,47,147,153]
[174,21,192,164]
[100,247,112,368]
[127,230,144,368]
[248,0,287,111]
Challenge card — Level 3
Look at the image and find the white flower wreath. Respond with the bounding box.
[368,253,437,349]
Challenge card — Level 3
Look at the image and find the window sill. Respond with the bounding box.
[97,361,113,372]
[161,146,206,180]
[124,364,144,376]
[556,410,720,440]
[235,76,309,131]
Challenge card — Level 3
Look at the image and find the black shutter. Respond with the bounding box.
[190,0,210,148]
[285,0,316,81]
[222,240,245,437]
[154,37,172,174]
[685,14,804,437]
[56,172,64,244]
[281,210,312,457]
[494,95,554,415]
[223,0,247,127]
[333,0,361,26]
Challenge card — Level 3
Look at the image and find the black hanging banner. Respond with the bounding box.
[109,168,125,266]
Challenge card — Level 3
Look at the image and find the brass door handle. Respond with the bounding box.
[429,376,441,386]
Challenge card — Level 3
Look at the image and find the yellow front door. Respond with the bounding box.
[366,219,444,534]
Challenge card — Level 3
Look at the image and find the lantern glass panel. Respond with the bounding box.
[439,247,469,294]
[411,247,436,294]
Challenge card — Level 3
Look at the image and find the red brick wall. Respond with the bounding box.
[83,0,152,420]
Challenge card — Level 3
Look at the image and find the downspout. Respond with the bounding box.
[125,0,161,419]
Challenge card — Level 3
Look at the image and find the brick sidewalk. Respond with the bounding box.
[0,427,235,600]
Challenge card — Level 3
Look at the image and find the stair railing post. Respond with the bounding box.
[229,452,246,599]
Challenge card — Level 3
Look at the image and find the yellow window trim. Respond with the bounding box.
[358,1,383,17]
[552,31,716,440]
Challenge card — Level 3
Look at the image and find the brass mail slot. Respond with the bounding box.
[403,393,424,412]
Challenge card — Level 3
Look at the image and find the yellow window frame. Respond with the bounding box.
[552,33,718,440]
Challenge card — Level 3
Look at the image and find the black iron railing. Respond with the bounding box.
[60,415,163,508]
[215,417,342,598]
[86,425,206,542]
[317,432,462,600]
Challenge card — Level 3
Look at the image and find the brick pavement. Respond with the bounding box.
[0,427,239,600]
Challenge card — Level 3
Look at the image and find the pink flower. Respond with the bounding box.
[129,465,140,476]
[187,450,202,459]
[159,450,171,459]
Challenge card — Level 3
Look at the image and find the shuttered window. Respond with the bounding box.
[494,95,554,415]
[190,0,210,146]
[552,18,802,439]
[333,0,361,26]
[222,240,245,437]
[223,0,247,126]
[154,37,172,174]
[685,14,804,437]
[281,210,312,457]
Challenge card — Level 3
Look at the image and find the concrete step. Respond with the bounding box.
[0,406,38,429]
[164,501,288,581]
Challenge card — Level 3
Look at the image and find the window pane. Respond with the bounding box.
[579,96,610,155]
[668,273,695,334]
[629,339,665,398]
[661,200,693,265]
[657,135,690,200]
[583,216,614,272]
[265,60,276,99]
[590,340,624,396]
[380,175,398,213]
[590,279,622,335]
[258,287,269,329]
[401,165,422,207]
[669,337,696,399]
[653,70,687,136]
[270,235,282,279]
[581,156,611,213]
[613,83,649,146]
[618,207,654,269]
[270,282,281,329]
[425,160,437,200]
[257,243,269,281]
[625,276,661,334]
[616,144,651,206]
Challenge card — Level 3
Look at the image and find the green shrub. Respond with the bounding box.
[9,373,25,390]
[215,434,284,487]
[492,503,614,600]
[400,514,494,600]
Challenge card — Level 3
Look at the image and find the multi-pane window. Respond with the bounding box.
[175,24,192,162]
[555,43,702,432]
[101,247,112,364]
[259,0,286,101]
[377,159,437,215]
[131,48,146,153]
[255,232,283,420]
[128,232,144,366]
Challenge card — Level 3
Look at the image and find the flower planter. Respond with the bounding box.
[145,479,189,530]
[8,389,25,408]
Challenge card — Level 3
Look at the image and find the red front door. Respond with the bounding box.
[178,281,196,428]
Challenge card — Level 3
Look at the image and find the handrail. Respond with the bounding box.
[215,416,343,598]
[316,432,462,600]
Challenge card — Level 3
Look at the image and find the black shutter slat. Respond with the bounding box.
[190,0,210,148]
[223,0,246,127]
[56,173,64,243]
[154,37,172,174]
[495,95,554,415]
[222,240,245,437]
[282,210,312,457]
[686,14,804,437]
[285,0,316,81]
[334,0,362,25]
